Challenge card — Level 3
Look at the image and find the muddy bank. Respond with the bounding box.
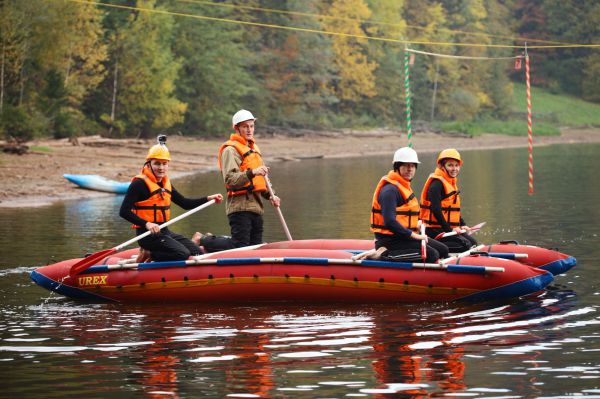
[1,127,598,208]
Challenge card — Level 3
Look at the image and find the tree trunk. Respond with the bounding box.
[65,48,72,85]
[430,59,440,122]
[108,58,118,136]
[0,42,5,114]
[18,65,24,106]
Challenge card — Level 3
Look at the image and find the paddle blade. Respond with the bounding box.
[69,248,116,278]
[471,222,486,231]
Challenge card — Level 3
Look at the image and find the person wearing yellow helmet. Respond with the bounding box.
[419,148,477,252]
[119,135,223,262]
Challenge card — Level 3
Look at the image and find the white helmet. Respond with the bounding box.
[393,147,420,164]
[232,109,256,127]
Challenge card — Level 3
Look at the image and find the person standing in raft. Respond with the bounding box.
[420,148,477,252]
[119,135,223,262]
[355,147,449,262]
[198,109,281,251]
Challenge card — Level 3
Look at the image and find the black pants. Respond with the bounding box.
[200,234,236,253]
[426,228,478,253]
[228,211,264,247]
[376,235,449,263]
[138,228,201,261]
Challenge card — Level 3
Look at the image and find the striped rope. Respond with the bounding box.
[526,55,533,195]
[404,50,412,147]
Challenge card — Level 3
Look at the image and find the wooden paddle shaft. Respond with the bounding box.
[265,175,293,241]
[109,256,505,273]
[116,199,216,251]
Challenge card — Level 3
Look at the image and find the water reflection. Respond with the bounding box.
[1,285,596,398]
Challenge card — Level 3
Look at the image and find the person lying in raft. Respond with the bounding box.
[419,148,477,253]
[119,135,223,262]
[354,147,449,262]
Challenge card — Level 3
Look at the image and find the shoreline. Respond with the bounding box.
[2,127,599,209]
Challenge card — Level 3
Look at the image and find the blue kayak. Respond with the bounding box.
[63,174,130,194]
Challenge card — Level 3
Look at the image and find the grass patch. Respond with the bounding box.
[436,119,560,137]
[513,83,600,126]
[434,84,600,136]
[29,145,52,153]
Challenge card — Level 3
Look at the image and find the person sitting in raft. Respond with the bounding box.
[119,135,223,262]
[355,147,449,262]
[420,148,477,253]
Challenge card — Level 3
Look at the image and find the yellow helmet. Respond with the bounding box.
[437,148,462,165]
[146,135,171,161]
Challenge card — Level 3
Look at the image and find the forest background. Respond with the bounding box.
[1,0,599,141]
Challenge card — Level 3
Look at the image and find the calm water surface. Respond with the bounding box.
[1,143,599,398]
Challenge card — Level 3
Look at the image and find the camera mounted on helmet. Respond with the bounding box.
[146,134,171,162]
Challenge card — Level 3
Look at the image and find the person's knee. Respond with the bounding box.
[169,246,191,260]
[438,245,449,258]
[426,248,441,263]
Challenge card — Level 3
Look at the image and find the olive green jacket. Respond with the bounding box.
[220,145,268,215]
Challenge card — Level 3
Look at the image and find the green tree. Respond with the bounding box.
[112,0,186,137]
[363,0,407,125]
[169,0,256,136]
[0,0,108,138]
[482,0,514,118]
[403,0,456,122]
[443,0,493,120]
[320,0,377,104]
[0,1,28,115]
[250,0,338,128]
[514,0,598,101]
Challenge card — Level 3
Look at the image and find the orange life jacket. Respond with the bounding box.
[370,170,420,235]
[131,165,172,228]
[218,134,267,197]
[420,167,461,229]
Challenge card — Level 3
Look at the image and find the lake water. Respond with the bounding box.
[1,143,599,398]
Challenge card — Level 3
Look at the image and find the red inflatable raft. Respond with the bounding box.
[30,239,572,303]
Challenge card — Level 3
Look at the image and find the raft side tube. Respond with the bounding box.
[459,270,554,302]
[486,244,577,275]
[540,256,577,276]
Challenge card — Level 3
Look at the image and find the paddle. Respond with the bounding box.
[265,175,293,241]
[101,253,505,274]
[441,244,487,265]
[434,222,486,240]
[68,199,216,278]
[420,222,427,262]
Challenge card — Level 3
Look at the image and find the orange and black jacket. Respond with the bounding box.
[119,165,209,231]
[218,133,267,197]
[420,168,463,232]
[370,170,420,239]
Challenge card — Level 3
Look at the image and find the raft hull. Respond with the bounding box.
[484,242,577,275]
[31,248,553,303]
